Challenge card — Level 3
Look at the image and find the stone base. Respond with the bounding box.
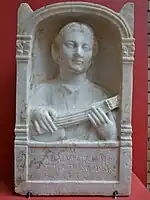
[15,141,132,196]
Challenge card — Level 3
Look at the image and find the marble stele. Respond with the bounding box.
[15,1,135,196]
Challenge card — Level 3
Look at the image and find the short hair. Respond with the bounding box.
[51,22,99,64]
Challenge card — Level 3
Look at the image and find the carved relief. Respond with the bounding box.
[16,40,30,56]
[29,22,119,142]
[122,43,135,57]
[15,2,135,196]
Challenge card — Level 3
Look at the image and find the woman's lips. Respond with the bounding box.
[72,60,83,64]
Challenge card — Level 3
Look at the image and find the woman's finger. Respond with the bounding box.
[42,111,56,131]
[88,113,98,127]
[92,107,105,124]
[90,111,103,126]
[42,116,54,133]
[45,112,57,132]
[97,107,111,123]
[34,120,41,134]
[38,119,51,133]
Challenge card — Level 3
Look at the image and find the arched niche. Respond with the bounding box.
[18,2,133,96]
[16,1,135,139]
[31,15,122,96]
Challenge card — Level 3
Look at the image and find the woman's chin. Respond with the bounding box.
[69,65,85,74]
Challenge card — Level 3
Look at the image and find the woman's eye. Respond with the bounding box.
[65,42,75,48]
[82,44,91,51]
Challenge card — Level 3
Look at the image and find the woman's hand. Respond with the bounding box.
[88,106,117,140]
[30,107,57,134]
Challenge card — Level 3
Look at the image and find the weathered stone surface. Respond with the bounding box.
[15,2,134,196]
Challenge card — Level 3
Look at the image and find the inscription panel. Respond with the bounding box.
[28,147,119,181]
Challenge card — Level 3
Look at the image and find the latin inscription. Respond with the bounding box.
[28,147,118,181]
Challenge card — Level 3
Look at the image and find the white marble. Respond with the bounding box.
[15,2,135,196]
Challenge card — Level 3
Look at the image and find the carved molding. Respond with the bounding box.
[20,2,132,38]
[15,138,28,145]
[16,35,32,61]
[121,124,132,140]
[14,140,132,147]
[122,43,135,57]
[122,38,135,62]
[15,124,29,142]
[16,40,30,55]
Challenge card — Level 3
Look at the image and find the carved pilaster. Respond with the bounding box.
[15,35,32,143]
[121,38,134,142]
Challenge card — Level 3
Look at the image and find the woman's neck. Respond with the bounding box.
[58,70,88,86]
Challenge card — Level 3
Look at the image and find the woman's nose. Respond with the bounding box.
[75,46,83,57]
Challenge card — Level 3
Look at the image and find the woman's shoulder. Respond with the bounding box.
[89,82,110,99]
[32,79,59,92]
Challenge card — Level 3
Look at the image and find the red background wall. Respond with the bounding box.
[0,0,147,192]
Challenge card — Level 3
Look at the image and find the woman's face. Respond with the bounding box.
[59,25,94,75]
